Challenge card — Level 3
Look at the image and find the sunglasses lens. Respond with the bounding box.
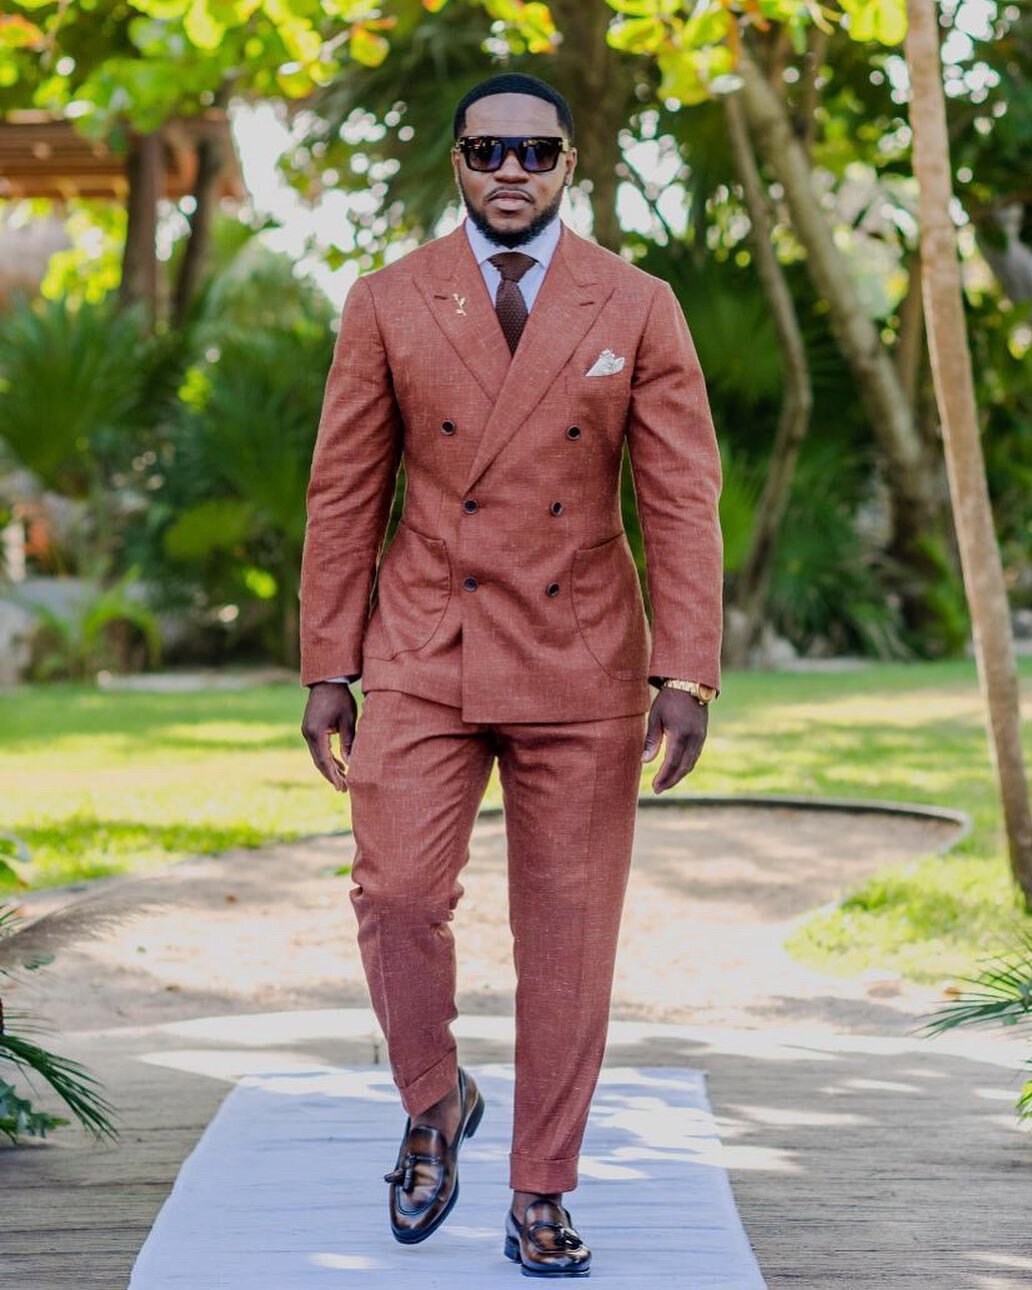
[464,137,503,171]
[460,137,564,173]
[522,139,562,172]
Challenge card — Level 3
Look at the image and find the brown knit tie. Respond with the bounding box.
[489,251,536,354]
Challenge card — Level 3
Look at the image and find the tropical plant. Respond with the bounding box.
[0,899,116,1143]
[0,294,154,498]
[919,930,1032,1123]
[143,259,336,665]
[0,293,188,577]
[5,569,162,681]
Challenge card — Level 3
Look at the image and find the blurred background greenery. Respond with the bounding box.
[0,0,1030,982]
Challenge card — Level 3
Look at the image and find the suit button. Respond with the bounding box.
[463,498,478,514]
[549,501,564,516]
[441,419,456,435]
[546,582,560,597]
[566,425,581,440]
[464,576,478,592]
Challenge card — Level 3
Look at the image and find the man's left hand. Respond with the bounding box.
[641,688,709,793]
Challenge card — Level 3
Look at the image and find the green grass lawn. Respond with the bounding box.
[1,659,1030,984]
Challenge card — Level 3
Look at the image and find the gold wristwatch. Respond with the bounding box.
[662,679,718,704]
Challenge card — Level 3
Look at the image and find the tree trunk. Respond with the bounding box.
[905,0,1032,905]
[894,249,926,416]
[172,107,229,329]
[549,0,633,251]
[722,89,813,668]
[736,47,942,551]
[118,129,163,324]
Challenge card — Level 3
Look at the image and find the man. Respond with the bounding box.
[300,72,722,1277]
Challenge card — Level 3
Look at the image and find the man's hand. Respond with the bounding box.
[301,682,358,793]
[641,687,709,793]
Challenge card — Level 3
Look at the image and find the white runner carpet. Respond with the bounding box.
[128,1064,767,1288]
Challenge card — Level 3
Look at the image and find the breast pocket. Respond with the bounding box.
[564,370,631,407]
[363,521,452,660]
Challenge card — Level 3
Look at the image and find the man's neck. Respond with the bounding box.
[464,212,563,263]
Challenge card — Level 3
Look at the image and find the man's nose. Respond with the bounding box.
[495,147,529,181]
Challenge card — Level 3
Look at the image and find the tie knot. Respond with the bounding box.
[488,251,536,283]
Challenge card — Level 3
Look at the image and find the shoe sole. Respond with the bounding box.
[389,1086,486,1246]
[504,1233,592,1276]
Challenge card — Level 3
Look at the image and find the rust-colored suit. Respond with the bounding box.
[299,221,722,1192]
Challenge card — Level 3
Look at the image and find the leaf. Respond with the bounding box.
[657,45,708,105]
[184,0,225,49]
[163,499,255,560]
[349,24,390,66]
[0,15,44,48]
[607,0,680,14]
[681,3,732,47]
[128,0,192,15]
[840,0,907,46]
[276,62,317,97]
[607,15,667,53]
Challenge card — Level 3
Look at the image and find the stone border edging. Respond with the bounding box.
[405,792,971,857]
[1,793,971,948]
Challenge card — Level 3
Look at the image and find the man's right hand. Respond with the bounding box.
[301,682,358,793]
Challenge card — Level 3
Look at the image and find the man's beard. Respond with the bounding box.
[458,178,564,248]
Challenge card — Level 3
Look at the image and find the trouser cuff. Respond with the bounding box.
[396,1047,458,1118]
[510,1151,579,1193]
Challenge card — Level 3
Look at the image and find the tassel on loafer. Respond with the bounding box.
[504,1197,592,1277]
[383,1066,485,1245]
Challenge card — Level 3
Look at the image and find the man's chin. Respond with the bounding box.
[466,200,559,249]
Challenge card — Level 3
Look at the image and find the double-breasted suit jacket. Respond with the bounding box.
[300,221,723,723]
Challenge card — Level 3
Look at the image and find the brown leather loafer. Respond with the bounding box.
[504,1197,592,1277]
[383,1066,485,1245]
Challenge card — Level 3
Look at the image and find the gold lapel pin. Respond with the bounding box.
[452,293,467,316]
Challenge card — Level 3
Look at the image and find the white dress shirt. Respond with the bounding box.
[464,213,563,311]
[320,215,563,687]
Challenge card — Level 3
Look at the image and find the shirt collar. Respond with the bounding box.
[464,213,562,271]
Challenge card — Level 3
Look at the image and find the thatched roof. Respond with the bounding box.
[0,109,246,202]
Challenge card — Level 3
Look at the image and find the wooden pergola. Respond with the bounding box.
[0,109,245,202]
[0,108,246,323]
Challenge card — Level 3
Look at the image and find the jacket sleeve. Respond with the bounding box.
[299,276,403,686]
[626,281,724,691]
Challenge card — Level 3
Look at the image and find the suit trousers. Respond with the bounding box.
[346,687,647,1193]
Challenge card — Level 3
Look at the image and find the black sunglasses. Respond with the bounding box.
[454,135,569,174]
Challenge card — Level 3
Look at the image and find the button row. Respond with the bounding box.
[463,577,562,597]
[440,419,582,440]
[462,499,564,515]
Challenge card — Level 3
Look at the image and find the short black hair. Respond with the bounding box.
[453,73,574,143]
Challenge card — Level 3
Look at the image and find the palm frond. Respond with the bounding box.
[0,1033,117,1141]
[918,930,1032,1038]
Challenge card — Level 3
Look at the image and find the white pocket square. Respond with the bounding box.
[585,348,625,377]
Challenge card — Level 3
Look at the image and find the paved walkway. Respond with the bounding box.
[2,802,1029,1288]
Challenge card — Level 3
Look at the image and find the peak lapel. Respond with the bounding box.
[463,231,615,495]
[413,226,510,404]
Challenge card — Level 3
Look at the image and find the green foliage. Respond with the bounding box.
[0,1079,67,1144]
[1,663,1029,988]
[118,250,337,662]
[716,449,761,575]
[0,903,117,1142]
[917,930,1032,1122]
[5,569,162,681]
[0,836,32,889]
[767,443,909,658]
[0,294,155,497]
